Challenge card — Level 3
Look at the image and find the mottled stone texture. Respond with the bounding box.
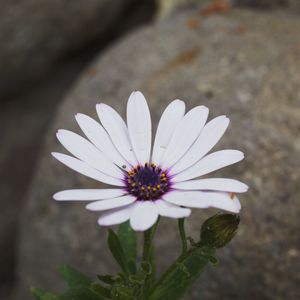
[158,0,300,18]
[16,8,300,300]
[237,0,299,10]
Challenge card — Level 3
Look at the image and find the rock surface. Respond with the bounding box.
[0,0,152,98]
[16,8,300,300]
[0,58,90,291]
[237,0,300,10]
[158,0,300,18]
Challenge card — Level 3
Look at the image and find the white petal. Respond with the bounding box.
[210,193,241,213]
[96,103,137,165]
[75,113,131,171]
[98,204,135,226]
[127,91,152,164]
[164,190,241,213]
[171,116,229,174]
[53,189,126,201]
[173,178,248,193]
[172,150,244,182]
[56,130,123,178]
[52,152,123,186]
[130,201,159,231]
[161,106,209,169]
[163,191,211,208]
[155,200,191,218]
[85,195,136,211]
[152,100,185,164]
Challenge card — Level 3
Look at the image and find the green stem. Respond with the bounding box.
[178,218,188,255]
[148,246,214,300]
[140,218,160,299]
[148,218,187,289]
[149,246,193,294]
[142,217,160,263]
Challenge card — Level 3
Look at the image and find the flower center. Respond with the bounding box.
[125,163,170,201]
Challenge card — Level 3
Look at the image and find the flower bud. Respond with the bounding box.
[200,214,240,248]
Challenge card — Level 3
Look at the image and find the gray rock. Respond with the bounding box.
[236,0,284,8]
[237,0,300,10]
[0,58,89,289]
[287,0,300,12]
[0,0,148,98]
[158,0,300,19]
[16,8,300,300]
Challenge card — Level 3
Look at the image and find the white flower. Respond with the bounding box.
[52,91,248,231]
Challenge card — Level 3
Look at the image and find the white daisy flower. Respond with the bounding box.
[52,91,248,231]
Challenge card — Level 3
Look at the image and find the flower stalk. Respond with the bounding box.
[142,217,160,264]
[178,218,188,255]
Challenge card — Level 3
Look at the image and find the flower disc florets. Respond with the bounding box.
[125,163,170,201]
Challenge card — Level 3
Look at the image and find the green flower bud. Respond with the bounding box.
[200,214,240,248]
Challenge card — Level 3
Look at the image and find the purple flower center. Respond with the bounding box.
[125,163,170,201]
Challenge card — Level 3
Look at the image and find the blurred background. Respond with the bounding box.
[1,0,300,299]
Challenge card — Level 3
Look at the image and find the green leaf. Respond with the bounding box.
[30,287,58,300]
[58,264,92,288]
[148,247,216,300]
[60,287,104,300]
[107,229,129,275]
[97,274,116,285]
[118,221,137,274]
[91,283,111,298]
[110,285,136,300]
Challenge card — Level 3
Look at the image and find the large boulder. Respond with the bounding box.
[0,0,153,98]
[16,8,300,300]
